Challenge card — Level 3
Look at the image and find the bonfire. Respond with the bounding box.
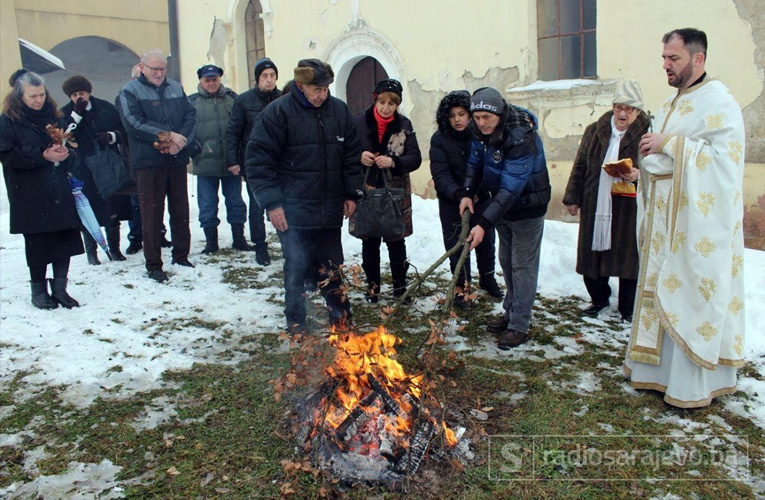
[289,325,470,491]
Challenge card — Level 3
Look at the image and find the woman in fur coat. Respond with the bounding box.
[563,80,650,322]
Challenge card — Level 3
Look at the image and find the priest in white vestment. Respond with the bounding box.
[624,28,746,408]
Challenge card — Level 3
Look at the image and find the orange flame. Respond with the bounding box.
[321,325,458,450]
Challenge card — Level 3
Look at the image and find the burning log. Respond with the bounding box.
[335,391,381,442]
[367,374,404,418]
[287,325,469,490]
[394,420,435,476]
[294,381,337,445]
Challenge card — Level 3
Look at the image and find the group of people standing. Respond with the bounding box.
[0,27,747,408]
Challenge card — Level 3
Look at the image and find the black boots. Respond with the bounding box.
[362,259,381,303]
[479,274,503,299]
[126,239,142,255]
[31,281,57,310]
[105,226,126,261]
[232,225,254,252]
[49,278,80,308]
[83,231,100,266]
[391,261,412,305]
[202,227,219,254]
[255,244,271,266]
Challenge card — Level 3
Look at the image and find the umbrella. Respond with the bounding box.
[67,174,113,261]
[53,121,112,260]
[18,38,65,74]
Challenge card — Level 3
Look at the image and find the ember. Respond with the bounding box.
[292,326,469,490]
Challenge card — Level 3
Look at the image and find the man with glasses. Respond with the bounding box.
[119,49,197,282]
[563,80,650,323]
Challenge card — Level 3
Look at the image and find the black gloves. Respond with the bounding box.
[96,132,111,147]
[73,97,88,115]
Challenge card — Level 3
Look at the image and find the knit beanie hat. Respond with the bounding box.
[613,80,644,111]
[470,87,505,116]
[293,59,334,87]
[254,57,278,83]
[373,78,403,100]
[62,76,92,97]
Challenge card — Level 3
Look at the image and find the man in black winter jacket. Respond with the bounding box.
[246,58,363,334]
[225,58,281,266]
[119,49,197,283]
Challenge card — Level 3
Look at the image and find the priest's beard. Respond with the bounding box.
[667,60,694,89]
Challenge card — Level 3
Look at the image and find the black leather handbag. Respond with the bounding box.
[84,143,135,199]
[349,168,406,240]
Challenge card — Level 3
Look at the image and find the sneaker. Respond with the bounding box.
[621,313,633,324]
[160,236,173,248]
[479,276,503,299]
[582,302,608,317]
[147,269,168,282]
[486,316,509,334]
[497,329,528,350]
[171,259,195,268]
[126,240,143,255]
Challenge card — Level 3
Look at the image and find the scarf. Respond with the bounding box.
[22,101,57,132]
[373,106,394,144]
[592,116,626,251]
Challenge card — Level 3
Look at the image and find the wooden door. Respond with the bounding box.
[345,57,388,116]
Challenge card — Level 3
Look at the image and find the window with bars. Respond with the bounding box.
[537,0,596,80]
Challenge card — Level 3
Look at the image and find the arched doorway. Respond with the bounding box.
[245,0,267,89]
[45,36,139,105]
[345,56,388,116]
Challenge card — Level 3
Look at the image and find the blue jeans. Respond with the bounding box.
[496,216,545,334]
[197,175,246,228]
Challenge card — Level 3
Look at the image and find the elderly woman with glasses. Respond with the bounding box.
[562,80,650,323]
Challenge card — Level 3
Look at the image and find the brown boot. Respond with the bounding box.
[486,316,509,334]
[497,329,528,350]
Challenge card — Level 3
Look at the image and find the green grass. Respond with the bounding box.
[0,267,761,499]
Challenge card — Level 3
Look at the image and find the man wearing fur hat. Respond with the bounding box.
[226,57,281,266]
[563,80,649,323]
[246,58,363,335]
[459,87,551,350]
[60,75,133,264]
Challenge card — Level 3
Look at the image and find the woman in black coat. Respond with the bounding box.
[352,79,421,303]
[60,75,132,264]
[429,91,502,306]
[0,71,83,309]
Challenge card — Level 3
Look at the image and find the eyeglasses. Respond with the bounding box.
[144,65,167,73]
[613,104,635,114]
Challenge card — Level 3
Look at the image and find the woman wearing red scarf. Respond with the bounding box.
[353,79,421,303]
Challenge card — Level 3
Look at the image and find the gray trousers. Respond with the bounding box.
[496,215,545,334]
